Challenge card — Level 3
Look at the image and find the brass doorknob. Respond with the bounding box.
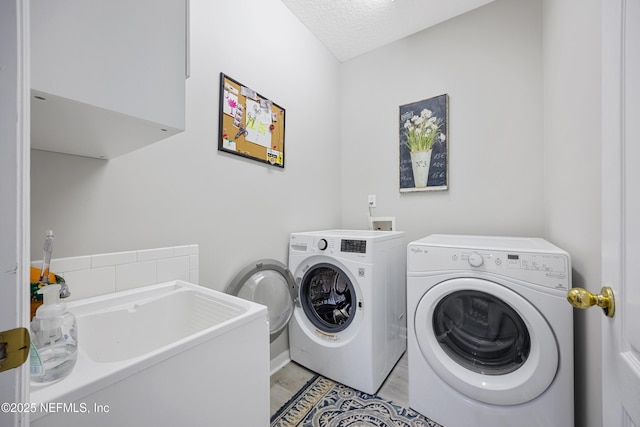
[567,286,615,318]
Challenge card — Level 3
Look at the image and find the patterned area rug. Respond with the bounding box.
[271,375,442,427]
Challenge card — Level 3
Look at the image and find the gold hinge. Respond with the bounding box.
[0,328,30,373]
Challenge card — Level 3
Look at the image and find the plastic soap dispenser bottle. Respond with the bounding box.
[30,284,77,384]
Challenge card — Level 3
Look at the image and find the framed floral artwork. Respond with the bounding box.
[399,94,449,192]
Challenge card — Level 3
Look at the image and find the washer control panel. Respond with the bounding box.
[408,244,570,290]
[290,234,371,260]
[340,239,367,254]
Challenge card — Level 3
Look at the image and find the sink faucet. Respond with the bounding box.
[59,280,71,299]
[37,229,71,299]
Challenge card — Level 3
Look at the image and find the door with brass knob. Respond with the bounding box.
[600,0,640,424]
[566,286,615,318]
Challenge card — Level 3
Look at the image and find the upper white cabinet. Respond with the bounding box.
[31,0,187,159]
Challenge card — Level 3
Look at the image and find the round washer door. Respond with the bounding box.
[298,262,357,334]
[414,277,558,405]
[225,259,296,342]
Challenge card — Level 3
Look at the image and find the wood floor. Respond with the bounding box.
[270,352,409,416]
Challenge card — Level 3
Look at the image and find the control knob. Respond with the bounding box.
[468,253,484,267]
[317,239,328,251]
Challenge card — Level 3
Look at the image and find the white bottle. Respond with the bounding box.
[30,284,77,384]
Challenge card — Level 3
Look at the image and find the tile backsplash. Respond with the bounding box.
[32,245,199,302]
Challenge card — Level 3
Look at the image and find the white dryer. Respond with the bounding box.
[407,235,574,427]
[288,230,406,395]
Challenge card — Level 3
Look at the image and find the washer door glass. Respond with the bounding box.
[414,277,558,406]
[300,263,356,333]
[433,290,531,375]
[225,259,296,342]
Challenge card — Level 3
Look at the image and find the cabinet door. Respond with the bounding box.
[31,0,187,159]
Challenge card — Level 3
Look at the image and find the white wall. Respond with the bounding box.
[543,0,602,426]
[30,0,341,358]
[340,0,544,244]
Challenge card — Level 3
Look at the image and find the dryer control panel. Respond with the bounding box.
[408,244,571,291]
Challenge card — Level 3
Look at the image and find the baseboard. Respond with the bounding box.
[270,349,291,375]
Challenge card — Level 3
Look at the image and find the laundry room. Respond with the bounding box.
[3,0,608,425]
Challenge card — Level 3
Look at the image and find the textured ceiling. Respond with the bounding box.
[280,0,495,62]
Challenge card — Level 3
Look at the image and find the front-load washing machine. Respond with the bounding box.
[288,230,406,394]
[407,234,573,427]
